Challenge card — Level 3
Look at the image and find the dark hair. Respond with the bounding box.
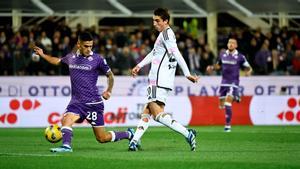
[228,37,237,41]
[154,8,170,22]
[78,32,93,41]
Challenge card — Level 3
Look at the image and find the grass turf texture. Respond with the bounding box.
[0,126,299,169]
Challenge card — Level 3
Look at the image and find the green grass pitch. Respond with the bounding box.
[0,126,299,169]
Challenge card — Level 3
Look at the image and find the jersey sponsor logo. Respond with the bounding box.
[168,64,176,69]
[222,60,237,65]
[69,64,92,70]
[168,55,176,62]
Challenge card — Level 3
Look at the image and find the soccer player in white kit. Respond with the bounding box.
[129,8,199,151]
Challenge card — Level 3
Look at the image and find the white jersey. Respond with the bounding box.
[138,27,191,90]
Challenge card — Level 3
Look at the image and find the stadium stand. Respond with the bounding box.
[0,0,300,76]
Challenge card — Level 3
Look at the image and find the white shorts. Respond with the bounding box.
[146,85,170,104]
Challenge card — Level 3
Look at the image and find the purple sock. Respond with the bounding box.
[113,131,129,142]
[225,105,232,126]
[61,127,73,147]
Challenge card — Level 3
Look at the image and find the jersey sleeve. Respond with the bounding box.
[163,29,191,76]
[60,53,73,65]
[240,55,251,68]
[98,56,111,74]
[137,49,153,68]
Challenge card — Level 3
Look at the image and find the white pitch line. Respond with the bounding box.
[0,153,60,157]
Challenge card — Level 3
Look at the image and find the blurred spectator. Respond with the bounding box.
[269,49,288,75]
[254,42,271,75]
[186,47,201,75]
[0,31,7,47]
[40,16,56,38]
[114,26,128,49]
[0,50,6,75]
[292,34,300,50]
[56,20,71,38]
[135,47,150,75]
[40,31,52,53]
[291,50,300,75]
[115,46,136,75]
[1,18,300,76]
[198,45,215,75]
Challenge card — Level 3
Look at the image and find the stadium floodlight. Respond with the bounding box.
[227,0,253,17]
[107,0,132,16]
[31,0,54,15]
[182,0,207,15]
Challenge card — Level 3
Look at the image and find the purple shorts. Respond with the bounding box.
[219,86,240,102]
[65,102,104,126]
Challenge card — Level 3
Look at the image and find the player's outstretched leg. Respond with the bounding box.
[186,129,197,151]
[108,130,131,142]
[50,126,73,153]
[155,112,197,151]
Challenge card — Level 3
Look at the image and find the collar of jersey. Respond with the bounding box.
[76,50,93,57]
[226,49,238,56]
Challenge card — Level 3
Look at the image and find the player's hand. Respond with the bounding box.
[131,66,140,77]
[33,46,44,56]
[206,65,214,74]
[102,91,111,100]
[187,75,199,83]
[245,70,252,76]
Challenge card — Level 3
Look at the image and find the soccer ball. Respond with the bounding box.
[44,124,62,143]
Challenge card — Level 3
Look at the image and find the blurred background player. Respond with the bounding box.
[130,8,199,151]
[34,32,134,152]
[206,38,252,132]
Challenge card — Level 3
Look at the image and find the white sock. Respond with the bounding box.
[109,131,115,142]
[155,112,189,138]
[131,114,150,143]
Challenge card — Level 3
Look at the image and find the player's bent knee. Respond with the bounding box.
[142,118,149,122]
[141,114,150,122]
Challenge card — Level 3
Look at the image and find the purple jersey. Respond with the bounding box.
[217,50,250,87]
[61,51,110,104]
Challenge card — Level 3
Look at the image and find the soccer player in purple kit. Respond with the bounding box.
[207,38,252,132]
[34,32,134,152]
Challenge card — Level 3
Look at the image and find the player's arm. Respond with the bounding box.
[242,57,252,76]
[164,36,199,83]
[102,71,114,100]
[206,55,221,74]
[131,50,153,77]
[33,46,61,65]
[244,67,252,76]
[175,52,199,83]
[206,63,221,73]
